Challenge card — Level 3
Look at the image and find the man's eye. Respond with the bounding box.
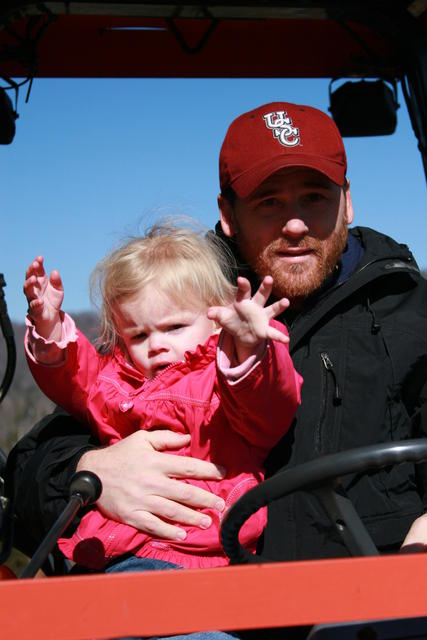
[260,197,280,207]
[256,198,283,216]
[304,192,326,204]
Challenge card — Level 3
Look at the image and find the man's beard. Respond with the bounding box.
[246,218,349,305]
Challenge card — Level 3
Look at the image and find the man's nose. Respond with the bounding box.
[281,217,309,238]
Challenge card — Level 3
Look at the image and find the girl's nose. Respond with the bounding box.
[281,217,309,239]
[148,334,168,355]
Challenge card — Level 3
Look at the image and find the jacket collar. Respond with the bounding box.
[289,227,420,350]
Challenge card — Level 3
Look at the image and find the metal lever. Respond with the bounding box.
[21,471,102,579]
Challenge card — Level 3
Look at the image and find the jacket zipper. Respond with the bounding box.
[320,353,342,407]
[314,353,342,453]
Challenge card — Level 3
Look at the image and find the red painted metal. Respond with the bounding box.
[0,14,401,79]
[0,554,426,639]
[0,564,17,580]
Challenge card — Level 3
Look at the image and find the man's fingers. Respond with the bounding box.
[79,431,226,541]
[158,451,226,482]
[126,510,190,541]
[151,475,225,511]
[143,429,190,450]
[399,543,427,554]
[139,493,219,527]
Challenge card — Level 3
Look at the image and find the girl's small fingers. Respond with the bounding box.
[267,297,290,318]
[207,307,229,326]
[207,306,220,321]
[23,275,38,297]
[252,275,274,306]
[32,256,44,271]
[26,257,44,280]
[28,298,44,315]
[235,277,251,303]
[24,288,35,303]
[25,264,37,279]
[268,329,290,344]
[49,269,63,289]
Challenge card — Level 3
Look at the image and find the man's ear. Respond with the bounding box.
[217,194,237,238]
[344,180,354,225]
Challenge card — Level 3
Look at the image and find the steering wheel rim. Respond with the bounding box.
[220,439,427,565]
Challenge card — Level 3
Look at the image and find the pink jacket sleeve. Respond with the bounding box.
[216,318,302,458]
[25,312,104,427]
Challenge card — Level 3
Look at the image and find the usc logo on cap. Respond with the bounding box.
[263,111,300,148]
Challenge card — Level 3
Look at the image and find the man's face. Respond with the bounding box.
[219,168,354,306]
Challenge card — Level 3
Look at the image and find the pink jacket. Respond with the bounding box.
[26,314,302,569]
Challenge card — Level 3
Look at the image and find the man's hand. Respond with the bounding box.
[207,275,289,363]
[76,430,226,541]
[23,255,64,341]
[400,513,427,553]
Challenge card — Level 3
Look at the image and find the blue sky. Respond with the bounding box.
[1,77,425,322]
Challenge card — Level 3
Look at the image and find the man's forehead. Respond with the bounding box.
[252,167,334,194]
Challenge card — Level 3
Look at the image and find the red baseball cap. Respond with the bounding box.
[219,101,347,198]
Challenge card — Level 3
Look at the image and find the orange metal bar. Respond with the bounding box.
[1,554,427,639]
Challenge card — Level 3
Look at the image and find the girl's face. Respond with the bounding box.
[115,283,216,379]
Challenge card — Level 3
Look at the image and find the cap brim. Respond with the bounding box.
[231,155,346,198]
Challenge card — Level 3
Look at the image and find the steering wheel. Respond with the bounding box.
[220,439,427,564]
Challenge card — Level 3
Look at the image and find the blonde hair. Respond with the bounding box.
[91,220,236,352]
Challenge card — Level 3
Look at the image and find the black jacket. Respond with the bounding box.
[7,227,427,560]
[261,226,427,560]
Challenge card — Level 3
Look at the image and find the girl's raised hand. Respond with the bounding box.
[23,256,64,340]
[207,275,289,363]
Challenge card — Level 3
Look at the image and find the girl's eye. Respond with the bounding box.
[168,324,185,332]
[132,333,147,341]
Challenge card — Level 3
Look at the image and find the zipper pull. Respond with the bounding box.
[320,352,342,406]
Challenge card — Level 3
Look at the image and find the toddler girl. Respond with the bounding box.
[24,221,302,581]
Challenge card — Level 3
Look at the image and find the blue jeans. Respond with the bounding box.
[104,555,241,640]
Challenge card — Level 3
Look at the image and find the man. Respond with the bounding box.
[10,101,427,565]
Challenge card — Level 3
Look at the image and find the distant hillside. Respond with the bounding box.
[0,312,99,453]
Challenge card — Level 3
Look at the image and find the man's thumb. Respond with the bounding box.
[147,429,191,451]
